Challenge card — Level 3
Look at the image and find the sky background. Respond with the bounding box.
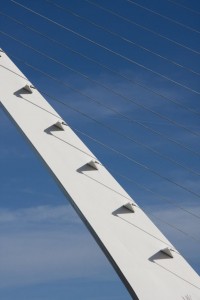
[0,0,200,299]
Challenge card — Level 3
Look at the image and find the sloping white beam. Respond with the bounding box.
[0,51,199,300]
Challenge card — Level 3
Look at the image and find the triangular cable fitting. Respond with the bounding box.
[23,84,34,93]
[124,202,137,213]
[88,159,100,170]
[54,121,67,130]
[161,247,174,258]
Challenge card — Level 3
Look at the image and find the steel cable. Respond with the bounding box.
[1,62,200,243]
[45,0,200,77]
[1,11,199,118]
[0,31,200,156]
[126,0,200,34]
[10,0,200,95]
[6,54,200,178]
[5,55,198,199]
[167,0,200,16]
[4,21,197,137]
[39,89,200,219]
[1,0,200,276]
[72,128,200,199]
[85,0,200,55]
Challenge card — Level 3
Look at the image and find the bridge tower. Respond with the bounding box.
[0,50,199,299]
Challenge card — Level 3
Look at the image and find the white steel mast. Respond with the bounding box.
[0,50,199,299]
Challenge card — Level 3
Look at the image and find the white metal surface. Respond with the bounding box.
[0,51,200,300]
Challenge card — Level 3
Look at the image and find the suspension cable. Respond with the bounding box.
[84,0,200,55]
[126,0,200,34]
[0,31,200,156]
[2,25,197,137]
[6,54,200,178]
[44,0,200,77]
[9,0,200,95]
[2,61,200,227]
[167,0,200,16]
[1,11,199,118]
[41,89,200,218]
[7,58,199,199]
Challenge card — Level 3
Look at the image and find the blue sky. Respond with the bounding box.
[0,0,200,299]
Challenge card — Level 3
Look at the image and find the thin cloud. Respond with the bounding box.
[0,205,117,288]
[0,205,80,224]
[146,204,200,270]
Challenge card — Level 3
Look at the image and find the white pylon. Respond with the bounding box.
[0,50,199,300]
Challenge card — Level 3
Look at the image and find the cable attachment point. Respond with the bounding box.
[0,48,4,57]
[23,84,34,93]
[88,159,100,170]
[123,202,137,213]
[54,121,67,130]
[161,247,174,258]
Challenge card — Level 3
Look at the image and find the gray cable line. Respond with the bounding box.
[4,55,198,200]
[126,0,200,34]
[49,102,200,219]
[37,64,200,138]
[167,0,200,16]
[22,64,200,176]
[3,14,197,138]
[40,91,200,220]
[10,0,200,95]
[47,64,200,137]
[8,55,200,177]
[1,1,200,276]
[85,0,200,55]
[144,210,200,243]
[1,11,200,133]
[8,51,200,176]
[1,11,199,118]
[44,0,200,77]
[72,128,200,199]
[112,170,200,243]
[2,56,200,203]
[37,89,200,218]
[2,61,200,242]
[111,171,200,220]
[0,31,200,156]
